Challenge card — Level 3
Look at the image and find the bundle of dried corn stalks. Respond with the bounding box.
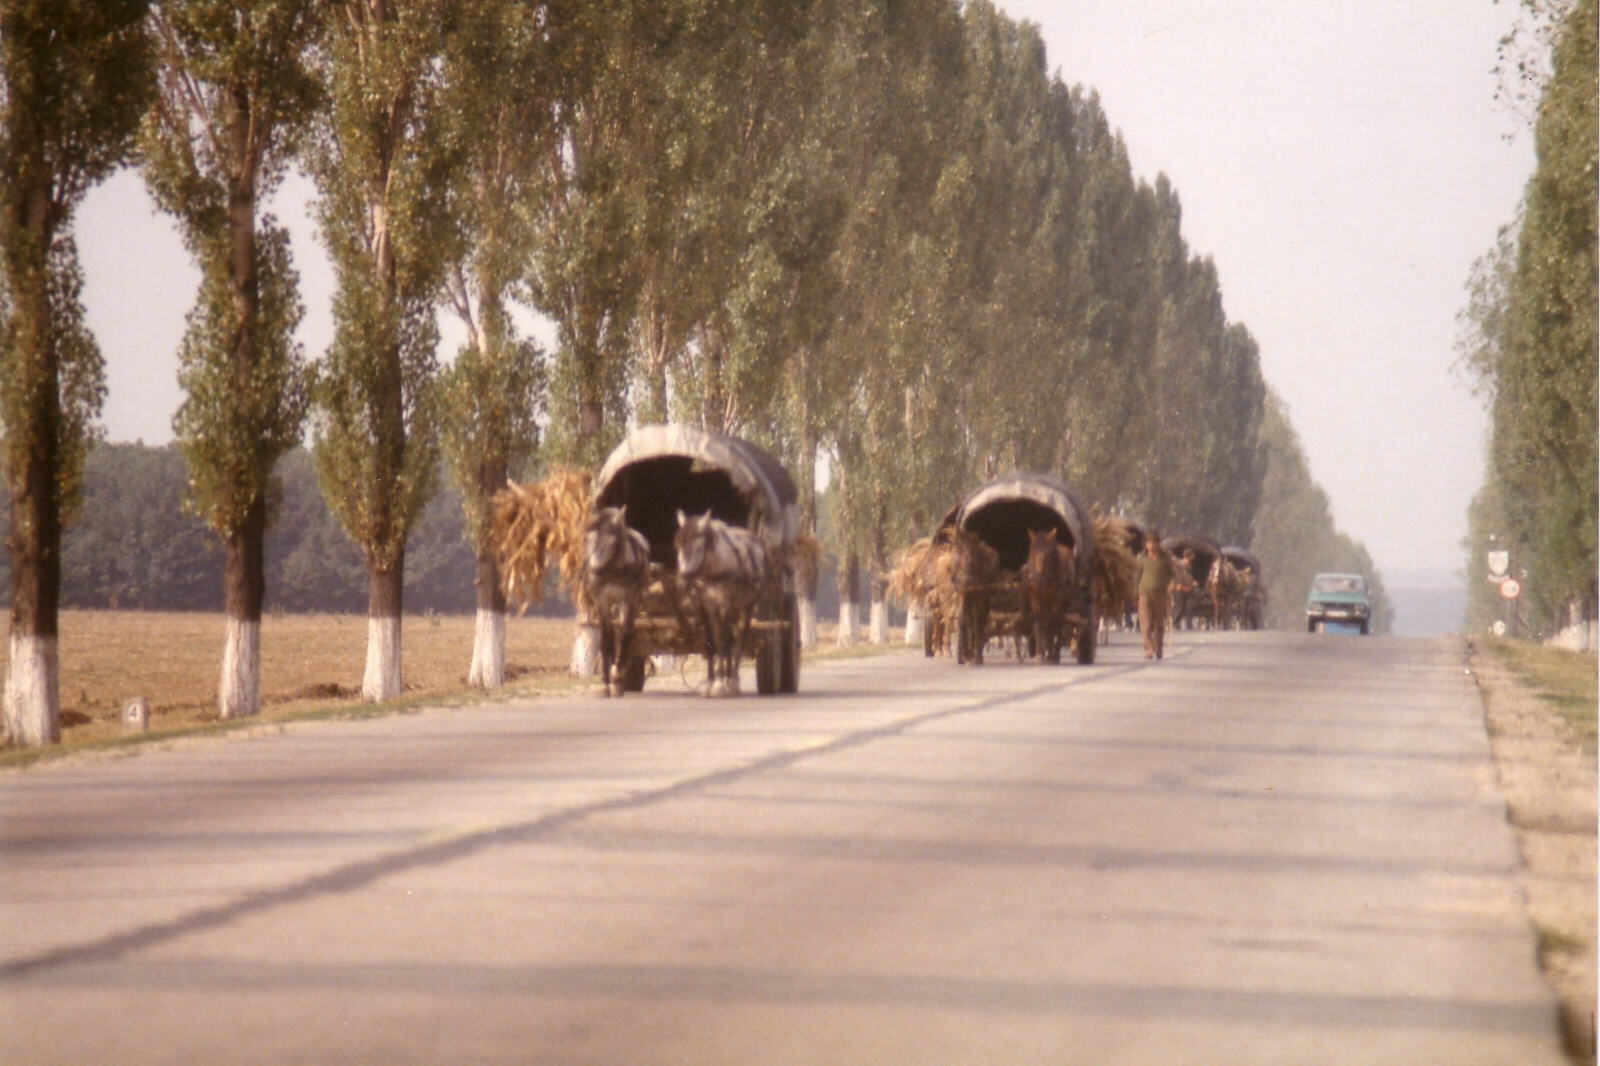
[491,467,593,613]
[887,537,934,605]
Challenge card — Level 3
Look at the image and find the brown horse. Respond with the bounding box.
[1021,528,1076,663]
[1168,550,1200,629]
[953,530,1000,665]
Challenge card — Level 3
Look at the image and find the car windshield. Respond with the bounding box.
[1312,575,1365,594]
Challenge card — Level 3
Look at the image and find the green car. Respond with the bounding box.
[1306,572,1371,635]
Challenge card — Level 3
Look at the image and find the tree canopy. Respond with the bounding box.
[6,0,1393,642]
[1460,0,1597,636]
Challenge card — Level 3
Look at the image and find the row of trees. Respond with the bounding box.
[0,430,1382,629]
[0,443,559,615]
[3,0,1380,746]
[0,442,855,619]
[1458,0,1596,639]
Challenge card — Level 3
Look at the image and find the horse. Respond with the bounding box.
[1207,556,1246,629]
[674,510,770,697]
[952,529,1000,664]
[582,506,651,697]
[1237,568,1264,628]
[1021,528,1076,663]
[1168,550,1200,629]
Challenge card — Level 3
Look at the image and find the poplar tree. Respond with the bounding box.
[1460,0,1596,633]
[434,0,561,687]
[1,0,151,747]
[523,1,646,468]
[307,0,451,701]
[141,0,319,719]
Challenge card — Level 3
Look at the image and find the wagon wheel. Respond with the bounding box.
[1074,604,1096,665]
[779,590,800,693]
[620,652,647,693]
[755,591,784,695]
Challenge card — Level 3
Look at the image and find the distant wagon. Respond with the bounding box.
[1161,532,1223,629]
[941,472,1099,665]
[593,424,801,694]
[1220,546,1265,629]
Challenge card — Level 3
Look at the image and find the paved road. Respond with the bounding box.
[0,632,1566,1065]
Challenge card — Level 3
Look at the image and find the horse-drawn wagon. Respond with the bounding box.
[937,472,1099,665]
[1220,545,1265,629]
[591,424,802,696]
[1161,532,1253,629]
[1161,533,1221,629]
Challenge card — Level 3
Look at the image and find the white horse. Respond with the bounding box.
[674,511,769,697]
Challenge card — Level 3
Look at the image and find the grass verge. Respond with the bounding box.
[1483,636,1598,754]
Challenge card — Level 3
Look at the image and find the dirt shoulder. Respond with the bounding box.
[1469,637,1597,1064]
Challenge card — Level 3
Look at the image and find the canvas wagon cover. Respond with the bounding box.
[1161,533,1222,583]
[595,423,799,552]
[1220,546,1262,579]
[954,472,1096,573]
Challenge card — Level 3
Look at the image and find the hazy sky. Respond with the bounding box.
[74,1,1536,582]
[994,0,1537,580]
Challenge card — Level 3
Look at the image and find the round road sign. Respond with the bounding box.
[1499,578,1521,600]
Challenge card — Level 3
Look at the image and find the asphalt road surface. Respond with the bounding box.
[0,631,1568,1065]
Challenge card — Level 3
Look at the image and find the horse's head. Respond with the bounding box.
[674,510,712,578]
[954,530,999,586]
[1170,551,1199,594]
[583,506,632,573]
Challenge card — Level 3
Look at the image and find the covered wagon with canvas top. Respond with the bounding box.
[1220,545,1265,629]
[939,472,1099,665]
[1161,532,1224,629]
[591,423,801,694]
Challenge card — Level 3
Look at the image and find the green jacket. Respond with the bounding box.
[1136,550,1174,597]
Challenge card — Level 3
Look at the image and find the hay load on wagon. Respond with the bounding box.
[492,467,593,612]
[1220,545,1266,629]
[1091,514,1141,636]
[936,472,1100,665]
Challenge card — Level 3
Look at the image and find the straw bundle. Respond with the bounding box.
[887,537,934,605]
[491,467,594,613]
[1092,514,1139,618]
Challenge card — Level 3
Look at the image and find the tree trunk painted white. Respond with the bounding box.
[218,618,260,719]
[836,596,860,646]
[570,622,601,677]
[468,607,506,687]
[3,632,59,748]
[905,602,925,645]
[362,616,403,702]
[869,596,889,644]
[798,594,818,650]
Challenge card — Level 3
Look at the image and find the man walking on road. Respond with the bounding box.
[1136,530,1175,660]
